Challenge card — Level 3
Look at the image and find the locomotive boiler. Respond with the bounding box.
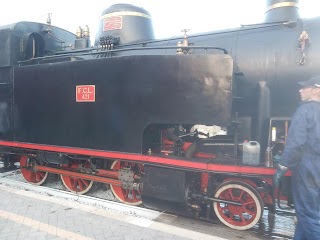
[0,0,314,230]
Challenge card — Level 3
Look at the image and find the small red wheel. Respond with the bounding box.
[60,162,93,194]
[20,155,48,185]
[213,181,264,230]
[110,161,142,206]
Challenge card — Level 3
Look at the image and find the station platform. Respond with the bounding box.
[0,178,269,240]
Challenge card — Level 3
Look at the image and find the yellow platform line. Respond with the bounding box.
[0,209,93,240]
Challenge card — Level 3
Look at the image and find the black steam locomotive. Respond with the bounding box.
[0,0,312,230]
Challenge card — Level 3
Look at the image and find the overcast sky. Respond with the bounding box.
[0,0,318,40]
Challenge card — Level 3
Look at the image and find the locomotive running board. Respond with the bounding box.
[0,140,289,176]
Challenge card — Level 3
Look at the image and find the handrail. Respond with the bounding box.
[18,46,228,65]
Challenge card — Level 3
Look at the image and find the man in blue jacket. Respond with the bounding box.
[273,75,320,240]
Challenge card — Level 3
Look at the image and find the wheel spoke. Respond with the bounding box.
[72,179,77,189]
[238,190,245,200]
[30,174,36,183]
[81,179,90,187]
[227,188,234,200]
[77,179,84,191]
[244,200,255,206]
[35,173,41,182]
[125,189,130,201]
[131,190,137,199]
[239,214,246,223]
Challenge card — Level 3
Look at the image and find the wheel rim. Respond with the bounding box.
[20,155,48,185]
[213,181,263,230]
[60,162,93,194]
[110,161,142,206]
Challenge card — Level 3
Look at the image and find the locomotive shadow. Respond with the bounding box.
[150,208,294,240]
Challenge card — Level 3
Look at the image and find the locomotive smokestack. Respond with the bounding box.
[264,0,300,22]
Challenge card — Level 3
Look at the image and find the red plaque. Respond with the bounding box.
[76,85,95,102]
[103,16,123,31]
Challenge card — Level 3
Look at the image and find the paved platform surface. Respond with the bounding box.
[0,183,240,240]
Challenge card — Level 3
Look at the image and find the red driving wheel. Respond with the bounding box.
[60,162,93,194]
[110,161,143,206]
[20,155,48,185]
[213,181,264,230]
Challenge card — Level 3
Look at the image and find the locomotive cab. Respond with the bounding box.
[22,32,45,60]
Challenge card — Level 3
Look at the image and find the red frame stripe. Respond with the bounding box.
[0,140,290,176]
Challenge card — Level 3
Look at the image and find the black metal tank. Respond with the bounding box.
[91,0,320,155]
[1,0,318,155]
[108,0,316,146]
[94,4,155,46]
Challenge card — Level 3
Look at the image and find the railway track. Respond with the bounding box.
[0,175,160,220]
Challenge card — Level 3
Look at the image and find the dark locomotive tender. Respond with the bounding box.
[0,0,314,230]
